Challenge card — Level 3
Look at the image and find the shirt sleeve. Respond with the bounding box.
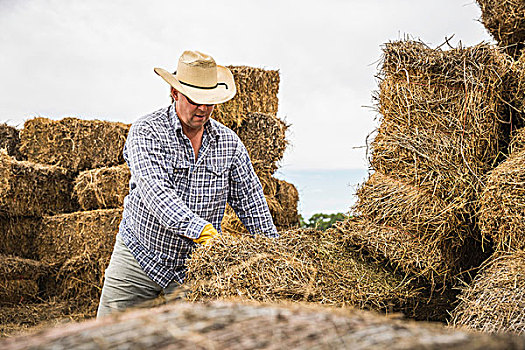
[227,141,278,238]
[124,123,208,239]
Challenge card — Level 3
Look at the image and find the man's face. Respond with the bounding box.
[173,90,215,132]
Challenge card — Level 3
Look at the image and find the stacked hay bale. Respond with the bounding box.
[0,125,50,309]
[213,66,280,127]
[451,127,525,334]
[19,117,128,171]
[476,0,525,59]
[73,164,130,211]
[478,127,525,252]
[0,256,51,305]
[0,122,85,330]
[0,118,129,335]
[0,152,77,217]
[451,251,525,334]
[339,41,515,313]
[19,118,129,309]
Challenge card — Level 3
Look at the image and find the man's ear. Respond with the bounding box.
[171,88,178,101]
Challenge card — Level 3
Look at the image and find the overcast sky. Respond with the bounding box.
[0,0,493,171]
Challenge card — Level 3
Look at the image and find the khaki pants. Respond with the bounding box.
[96,234,182,318]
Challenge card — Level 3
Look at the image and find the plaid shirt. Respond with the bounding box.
[119,105,278,288]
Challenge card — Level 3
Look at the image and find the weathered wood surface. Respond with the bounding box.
[2,300,525,349]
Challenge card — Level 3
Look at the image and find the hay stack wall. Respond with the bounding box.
[346,41,514,288]
[372,41,512,206]
[0,118,130,321]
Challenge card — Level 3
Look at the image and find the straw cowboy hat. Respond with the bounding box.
[154,51,236,105]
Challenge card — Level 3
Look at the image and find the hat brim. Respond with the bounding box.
[154,66,236,105]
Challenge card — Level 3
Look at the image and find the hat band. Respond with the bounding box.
[179,80,229,90]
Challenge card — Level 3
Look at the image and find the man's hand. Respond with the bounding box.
[192,224,218,245]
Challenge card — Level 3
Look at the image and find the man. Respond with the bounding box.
[97,51,278,317]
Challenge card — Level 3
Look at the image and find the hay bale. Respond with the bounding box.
[336,216,469,286]
[0,256,51,281]
[73,164,130,210]
[476,0,525,59]
[451,251,525,334]
[19,117,129,172]
[3,300,525,349]
[36,209,122,265]
[186,228,421,315]
[270,178,300,229]
[0,280,39,305]
[232,112,288,175]
[0,152,77,216]
[479,149,525,252]
[0,124,22,160]
[55,253,109,301]
[355,172,469,240]
[0,217,41,259]
[351,173,490,285]
[213,66,280,128]
[372,41,512,207]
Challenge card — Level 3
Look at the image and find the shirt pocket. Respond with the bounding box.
[168,157,191,192]
[204,163,229,200]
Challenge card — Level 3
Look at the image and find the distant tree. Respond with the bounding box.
[298,214,307,228]
[302,212,346,231]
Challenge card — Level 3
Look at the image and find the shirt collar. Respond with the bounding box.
[204,117,219,140]
[168,104,183,133]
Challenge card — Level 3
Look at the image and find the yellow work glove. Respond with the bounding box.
[192,224,218,245]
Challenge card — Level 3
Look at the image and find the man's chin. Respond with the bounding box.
[190,118,209,128]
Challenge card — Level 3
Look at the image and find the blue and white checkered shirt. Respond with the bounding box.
[119,104,278,287]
